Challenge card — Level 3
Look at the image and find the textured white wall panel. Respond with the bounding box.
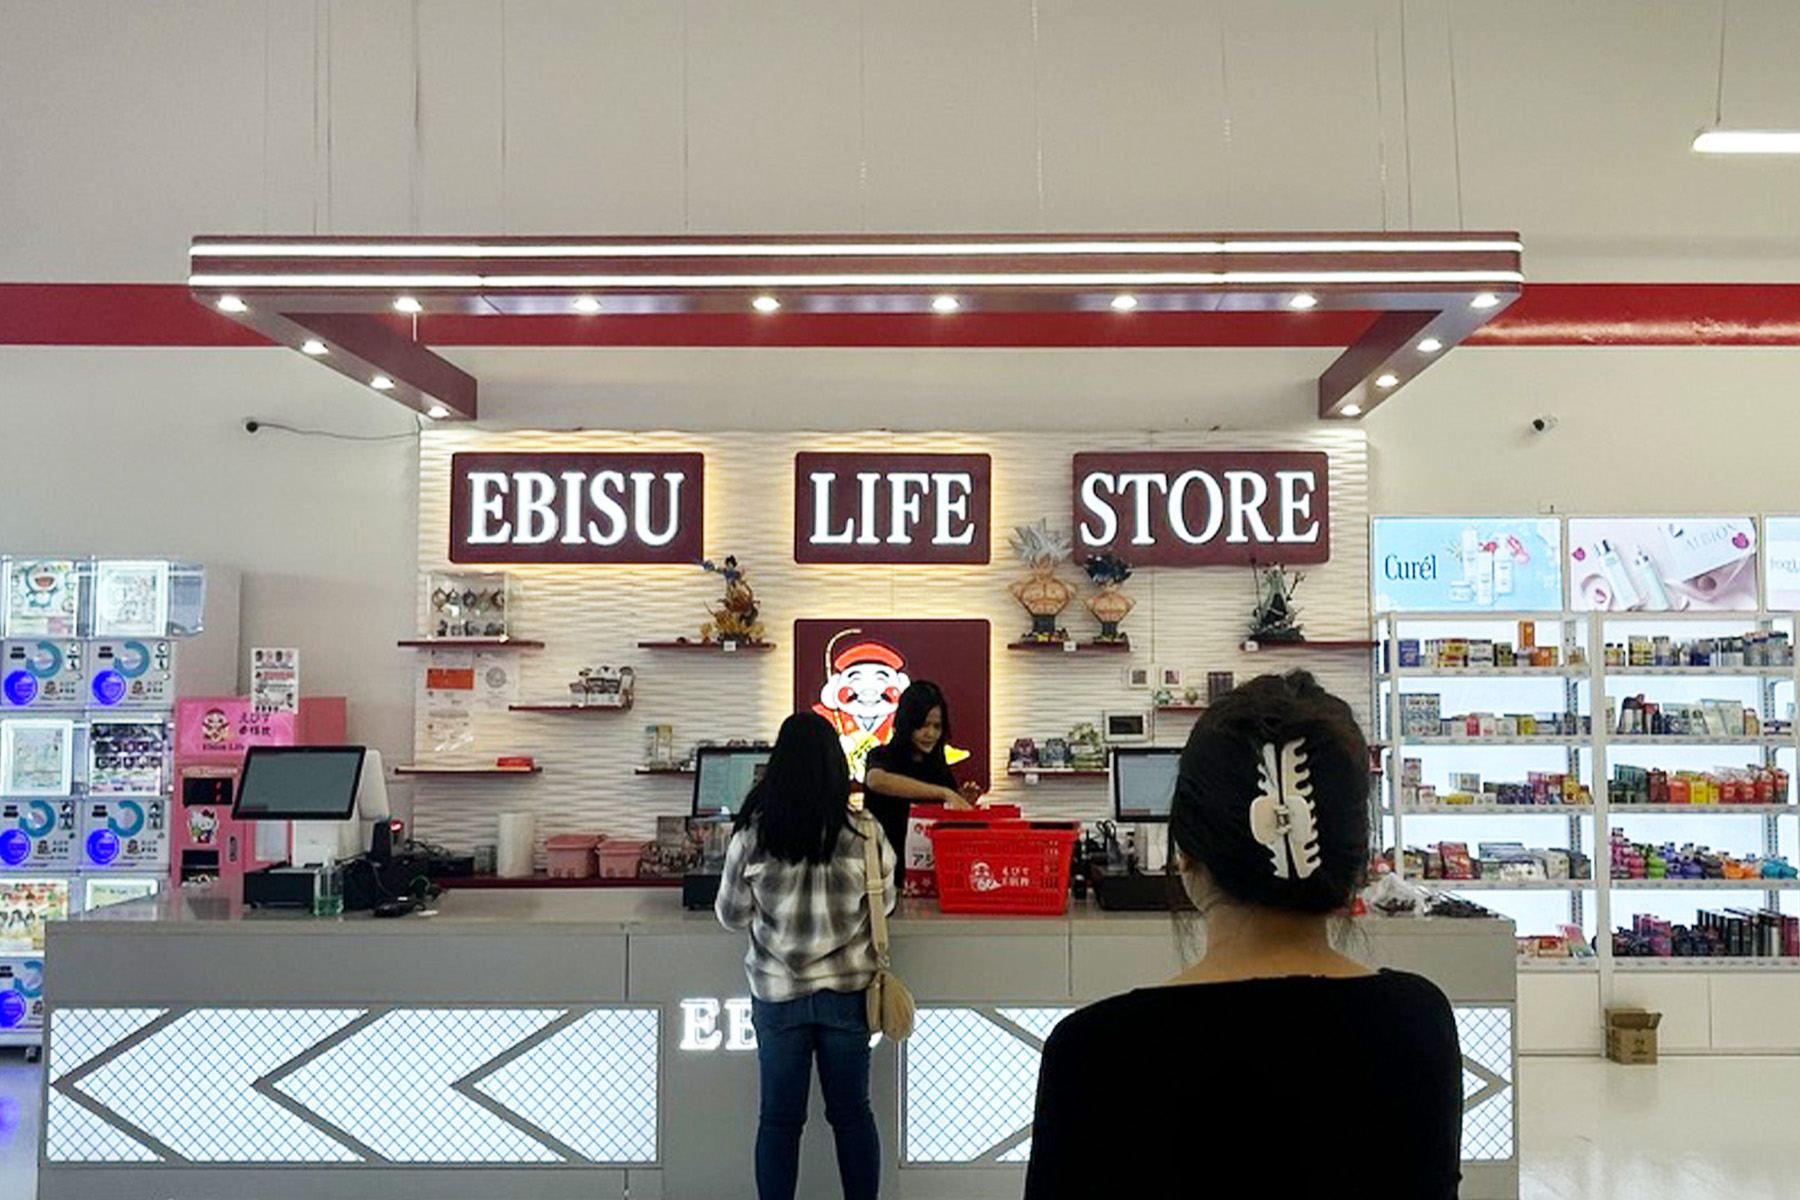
[414,430,1369,860]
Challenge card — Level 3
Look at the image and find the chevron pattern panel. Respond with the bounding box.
[414,430,1370,861]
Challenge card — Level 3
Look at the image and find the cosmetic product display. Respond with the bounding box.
[1614,695,1761,738]
[1603,632,1792,669]
[1609,763,1789,806]
[1394,842,1592,882]
[1515,924,1596,961]
[1398,757,1590,807]
[1401,693,1584,739]
[1397,637,1564,670]
[1607,830,1798,881]
[1614,911,1800,959]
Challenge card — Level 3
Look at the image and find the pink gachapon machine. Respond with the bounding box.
[172,697,346,886]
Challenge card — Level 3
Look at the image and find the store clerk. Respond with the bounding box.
[862,680,983,890]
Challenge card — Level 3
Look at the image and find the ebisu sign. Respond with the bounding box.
[794,453,991,564]
[449,452,705,564]
[1072,452,1331,567]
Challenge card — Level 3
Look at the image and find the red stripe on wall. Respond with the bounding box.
[4,282,1800,348]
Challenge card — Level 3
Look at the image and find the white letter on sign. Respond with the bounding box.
[634,472,684,547]
[1117,474,1170,546]
[1224,471,1273,544]
[467,472,512,544]
[886,473,931,545]
[724,998,758,1052]
[586,471,628,546]
[515,472,558,545]
[1168,470,1224,545]
[935,473,975,546]
[1276,471,1320,543]
[1078,473,1118,546]
[680,998,722,1052]
[810,473,854,544]
[559,472,587,545]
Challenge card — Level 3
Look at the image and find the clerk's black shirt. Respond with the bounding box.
[862,740,957,887]
[1024,970,1463,1199]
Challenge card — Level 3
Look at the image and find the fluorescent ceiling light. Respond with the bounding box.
[216,295,247,313]
[1341,405,1362,416]
[370,375,395,391]
[931,295,961,313]
[1374,374,1399,389]
[1470,292,1500,309]
[427,404,450,419]
[573,296,601,313]
[191,270,1524,290]
[300,339,328,356]
[1417,337,1443,353]
[1288,293,1318,310]
[1692,129,1800,154]
[752,295,780,313]
[1110,294,1138,311]
[393,296,423,314]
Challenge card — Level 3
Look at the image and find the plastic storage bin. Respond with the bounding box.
[927,820,1081,915]
[596,838,646,879]
[899,803,1023,898]
[545,834,600,879]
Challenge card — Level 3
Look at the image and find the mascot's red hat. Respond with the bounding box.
[832,641,904,674]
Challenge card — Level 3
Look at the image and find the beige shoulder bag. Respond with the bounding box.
[859,814,915,1041]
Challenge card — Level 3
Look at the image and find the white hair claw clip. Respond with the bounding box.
[1248,738,1322,880]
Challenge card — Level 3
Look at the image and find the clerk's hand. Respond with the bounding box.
[942,785,974,810]
[957,781,986,808]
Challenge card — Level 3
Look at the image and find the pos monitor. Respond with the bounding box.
[692,746,772,818]
[1111,747,1182,823]
[232,746,365,822]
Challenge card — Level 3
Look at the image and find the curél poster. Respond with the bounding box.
[1371,518,1563,612]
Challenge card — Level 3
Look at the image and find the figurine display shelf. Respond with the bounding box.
[1009,521,1075,643]
[699,556,766,645]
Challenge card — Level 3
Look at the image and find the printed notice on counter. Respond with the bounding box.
[1371,518,1563,613]
[251,647,300,712]
[1567,518,1757,612]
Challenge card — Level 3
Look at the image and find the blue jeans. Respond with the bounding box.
[751,988,880,1200]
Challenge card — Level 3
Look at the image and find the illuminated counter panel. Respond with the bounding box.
[42,888,1515,1200]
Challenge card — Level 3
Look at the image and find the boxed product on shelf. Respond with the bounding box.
[1401,693,1441,737]
[1611,763,1787,806]
[1614,910,1799,960]
[1608,830,1797,880]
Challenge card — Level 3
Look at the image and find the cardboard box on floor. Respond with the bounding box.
[1605,1006,1662,1065]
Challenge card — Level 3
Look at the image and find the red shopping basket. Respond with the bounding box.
[927,820,1081,915]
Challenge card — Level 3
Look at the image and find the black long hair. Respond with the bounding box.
[734,712,854,865]
[1170,671,1370,914]
[888,681,951,767]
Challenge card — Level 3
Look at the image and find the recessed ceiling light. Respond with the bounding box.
[1375,373,1399,389]
[752,295,780,314]
[1470,292,1499,309]
[371,375,395,391]
[1342,404,1363,417]
[573,296,601,314]
[1288,293,1318,310]
[216,295,247,313]
[427,404,450,419]
[300,339,328,356]
[931,295,961,313]
[1692,129,1800,154]
[1110,294,1138,311]
[1417,337,1443,354]
[393,296,423,314]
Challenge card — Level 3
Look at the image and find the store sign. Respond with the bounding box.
[449,452,705,564]
[794,453,991,564]
[1371,518,1563,613]
[679,998,757,1052]
[1072,452,1330,566]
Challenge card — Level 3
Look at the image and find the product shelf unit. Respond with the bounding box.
[636,641,775,653]
[1413,878,1593,891]
[509,703,634,714]
[1388,666,1580,679]
[1005,641,1131,654]
[397,638,545,650]
[1400,804,1596,816]
[1611,956,1800,971]
[1611,804,1796,815]
[1516,957,1600,973]
[394,765,542,776]
[1610,878,1800,891]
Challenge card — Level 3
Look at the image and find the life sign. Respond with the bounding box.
[449,452,705,564]
[1072,451,1330,567]
[795,453,991,565]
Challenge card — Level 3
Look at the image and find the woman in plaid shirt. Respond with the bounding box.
[717,711,898,1200]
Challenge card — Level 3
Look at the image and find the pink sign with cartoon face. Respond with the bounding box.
[175,699,297,757]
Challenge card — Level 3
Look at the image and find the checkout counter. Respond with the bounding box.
[37,886,1519,1200]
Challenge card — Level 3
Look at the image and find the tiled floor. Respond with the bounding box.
[2,1053,1797,1197]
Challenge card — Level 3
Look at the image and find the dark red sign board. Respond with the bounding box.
[794,453,991,565]
[792,619,991,791]
[449,451,705,564]
[1071,451,1331,567]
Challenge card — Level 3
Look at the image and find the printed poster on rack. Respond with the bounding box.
[4,559,79,637]
[1371,518,1563,612]
[1566,518,1757,612]
[175,699,297,757]
[250,648,300,713]
[1764,517,1800,611]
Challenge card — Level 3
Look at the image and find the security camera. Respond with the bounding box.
[242,418,261,434]
[1530,415,1558,433]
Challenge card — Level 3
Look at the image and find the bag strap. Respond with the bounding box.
[857,813,892,967]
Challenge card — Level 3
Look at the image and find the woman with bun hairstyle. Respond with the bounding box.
[1024,672,1462,1198]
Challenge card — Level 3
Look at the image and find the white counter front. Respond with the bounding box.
[38,888,1517,1200]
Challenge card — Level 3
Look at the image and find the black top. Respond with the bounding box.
[862,740,957,888]
[1023,970,1463,1199]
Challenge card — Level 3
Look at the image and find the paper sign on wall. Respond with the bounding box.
[251,648,300,713]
